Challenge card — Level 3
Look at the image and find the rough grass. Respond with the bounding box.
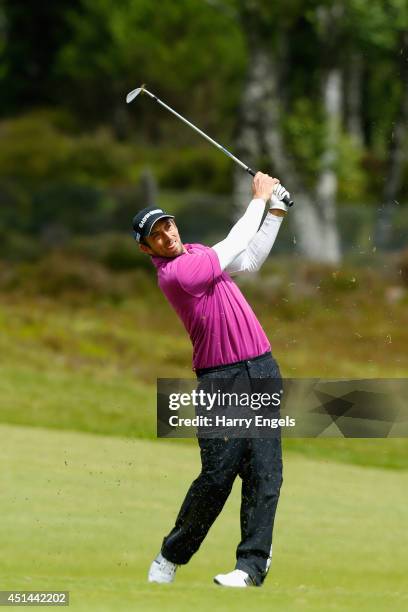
[1,256,408,470]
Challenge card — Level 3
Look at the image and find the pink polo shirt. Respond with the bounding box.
[151,243,270,370]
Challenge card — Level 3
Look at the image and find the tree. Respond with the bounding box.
[56,0,245,137]
[341,0,408,247]
[232,0,342,263]
[0,0,79,115]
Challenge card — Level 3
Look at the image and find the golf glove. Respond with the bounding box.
[270,184,291,212]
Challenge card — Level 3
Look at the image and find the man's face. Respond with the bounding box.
[139,218,185,258]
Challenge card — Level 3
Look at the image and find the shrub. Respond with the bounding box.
[0,231,44,262]
[397,248,408,287]
[0,111,135,187]
[68,233,151,272]
[0,180,32,233]
[31,182,116,235]
[157,147,231,194]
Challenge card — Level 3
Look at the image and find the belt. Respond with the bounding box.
[195,351,272,377]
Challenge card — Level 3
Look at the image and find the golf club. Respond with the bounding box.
[126,85,294,207]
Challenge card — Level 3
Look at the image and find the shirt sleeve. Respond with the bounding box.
[175,246,222,298]
[225,213,283,275]
[211,198,266,270]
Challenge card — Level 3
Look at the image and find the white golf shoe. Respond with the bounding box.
[213,569,252,587]
[148,552,177,584]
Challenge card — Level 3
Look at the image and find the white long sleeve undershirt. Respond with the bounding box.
[224,213,283,274]
[211,198,265,270]
[212,200,283,273]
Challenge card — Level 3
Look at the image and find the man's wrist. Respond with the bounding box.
[269,209,286,217]
[269,195,289,214]
[252,195,269,203]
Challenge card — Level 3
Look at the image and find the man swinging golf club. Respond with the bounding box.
[133,172,289,588]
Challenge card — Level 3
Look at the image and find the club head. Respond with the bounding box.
[126,87,143,104]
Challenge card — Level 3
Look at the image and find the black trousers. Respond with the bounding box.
[161,352,283,586]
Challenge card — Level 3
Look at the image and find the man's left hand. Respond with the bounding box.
[269,184,291,216]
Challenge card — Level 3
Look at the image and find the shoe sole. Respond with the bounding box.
[213,577,248,588]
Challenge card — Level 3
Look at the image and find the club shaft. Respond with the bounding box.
[143,88,255,176]
[141,88,292,206]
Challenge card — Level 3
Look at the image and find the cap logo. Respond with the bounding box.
[138,208,163,229]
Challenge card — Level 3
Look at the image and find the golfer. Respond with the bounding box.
[133,172,289,588]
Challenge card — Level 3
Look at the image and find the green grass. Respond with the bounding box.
[1,423,407,612]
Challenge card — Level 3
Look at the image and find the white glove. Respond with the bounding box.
[270,184,291,212]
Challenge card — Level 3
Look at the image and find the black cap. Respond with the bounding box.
[132,206,175,243]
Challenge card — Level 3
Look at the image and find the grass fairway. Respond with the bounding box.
[1,424,407,611]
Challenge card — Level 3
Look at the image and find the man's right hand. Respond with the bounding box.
[252,172,280,203]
